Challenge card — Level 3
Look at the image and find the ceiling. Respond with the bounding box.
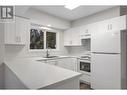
[32,6,115,21]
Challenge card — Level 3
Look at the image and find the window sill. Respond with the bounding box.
[28,49,60,52]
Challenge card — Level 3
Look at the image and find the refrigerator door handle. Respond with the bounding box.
[92,52,120,54]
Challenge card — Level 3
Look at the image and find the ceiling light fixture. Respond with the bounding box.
[64,4,80,10]
[41,26,51,30]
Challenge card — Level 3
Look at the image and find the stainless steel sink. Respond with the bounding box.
[37,56,60,61]
[44,56,59,58]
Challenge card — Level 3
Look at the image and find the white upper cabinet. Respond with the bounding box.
[91,16,127,53]
[5,16,29,45]
[39,58,78,71]
[79,24,91,39]
[5,21,16,44]
[64,15,127,47]
[107,15,127,31]
[64,27,81,46]
[15,17,29,44]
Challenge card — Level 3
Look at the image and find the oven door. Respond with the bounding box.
[78,60,91,75]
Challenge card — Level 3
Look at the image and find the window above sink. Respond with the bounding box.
[29,23,59,51]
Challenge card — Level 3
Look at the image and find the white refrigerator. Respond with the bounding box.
[91,29,127,89]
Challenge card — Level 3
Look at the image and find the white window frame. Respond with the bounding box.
[29,23,59,52]
[45,29,59,51]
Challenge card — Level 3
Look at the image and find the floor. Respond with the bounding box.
[80,82,91,90]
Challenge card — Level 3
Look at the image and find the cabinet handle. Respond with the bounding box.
[70,41,72,44]
[85,29,88,33]
[15,36,19,42]
[15,36,21,43]
[108,25,109,30]
[110,24,112,30]
[108,24,112,30]
[19,37,21,42]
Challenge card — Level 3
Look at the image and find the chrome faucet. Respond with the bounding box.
[46,49,50,58]
[46,47,51,58]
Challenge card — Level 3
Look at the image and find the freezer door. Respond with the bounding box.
[91,53,121,89]
[91,25,121,53]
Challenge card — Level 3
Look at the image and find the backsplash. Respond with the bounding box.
[66,38,91,56]
[69,47,90,55]
[5,45,68,60]
[66,46,90,56]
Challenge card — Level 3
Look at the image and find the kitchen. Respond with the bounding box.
[0,5,127,89]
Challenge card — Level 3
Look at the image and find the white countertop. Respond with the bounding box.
[5,57,81,89]
[30,56,80,61]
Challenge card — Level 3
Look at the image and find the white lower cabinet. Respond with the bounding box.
[39,60,57,65]
[56,58,78,71]
[46,60,57,65]
[40,58,78,71]
[57,58,77,71]
[80,74,90,84]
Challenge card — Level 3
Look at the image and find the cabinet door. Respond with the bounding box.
[46,60,57,65]
[70,58,78,71]
[80,25,86,36]
[64,27,81,46]
[80,25,91,39]
[20,17,29,44]
[56,58,67,68]
[38,60,47,63]
[64,29,73,46]
[57,58,77,71]
[72,27,81,46]
[15,16,28,44]
[5,16,29,45]
[108,15,126,31]
[5,22,15,44]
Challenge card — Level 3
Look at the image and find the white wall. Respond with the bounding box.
[72,6,120,27]
[25,8,71,30]
[0,23,5,88]
[66,46,90,56]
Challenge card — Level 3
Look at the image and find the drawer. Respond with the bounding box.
[80,74,91,83]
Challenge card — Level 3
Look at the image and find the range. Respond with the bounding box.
[78,54,91,85]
